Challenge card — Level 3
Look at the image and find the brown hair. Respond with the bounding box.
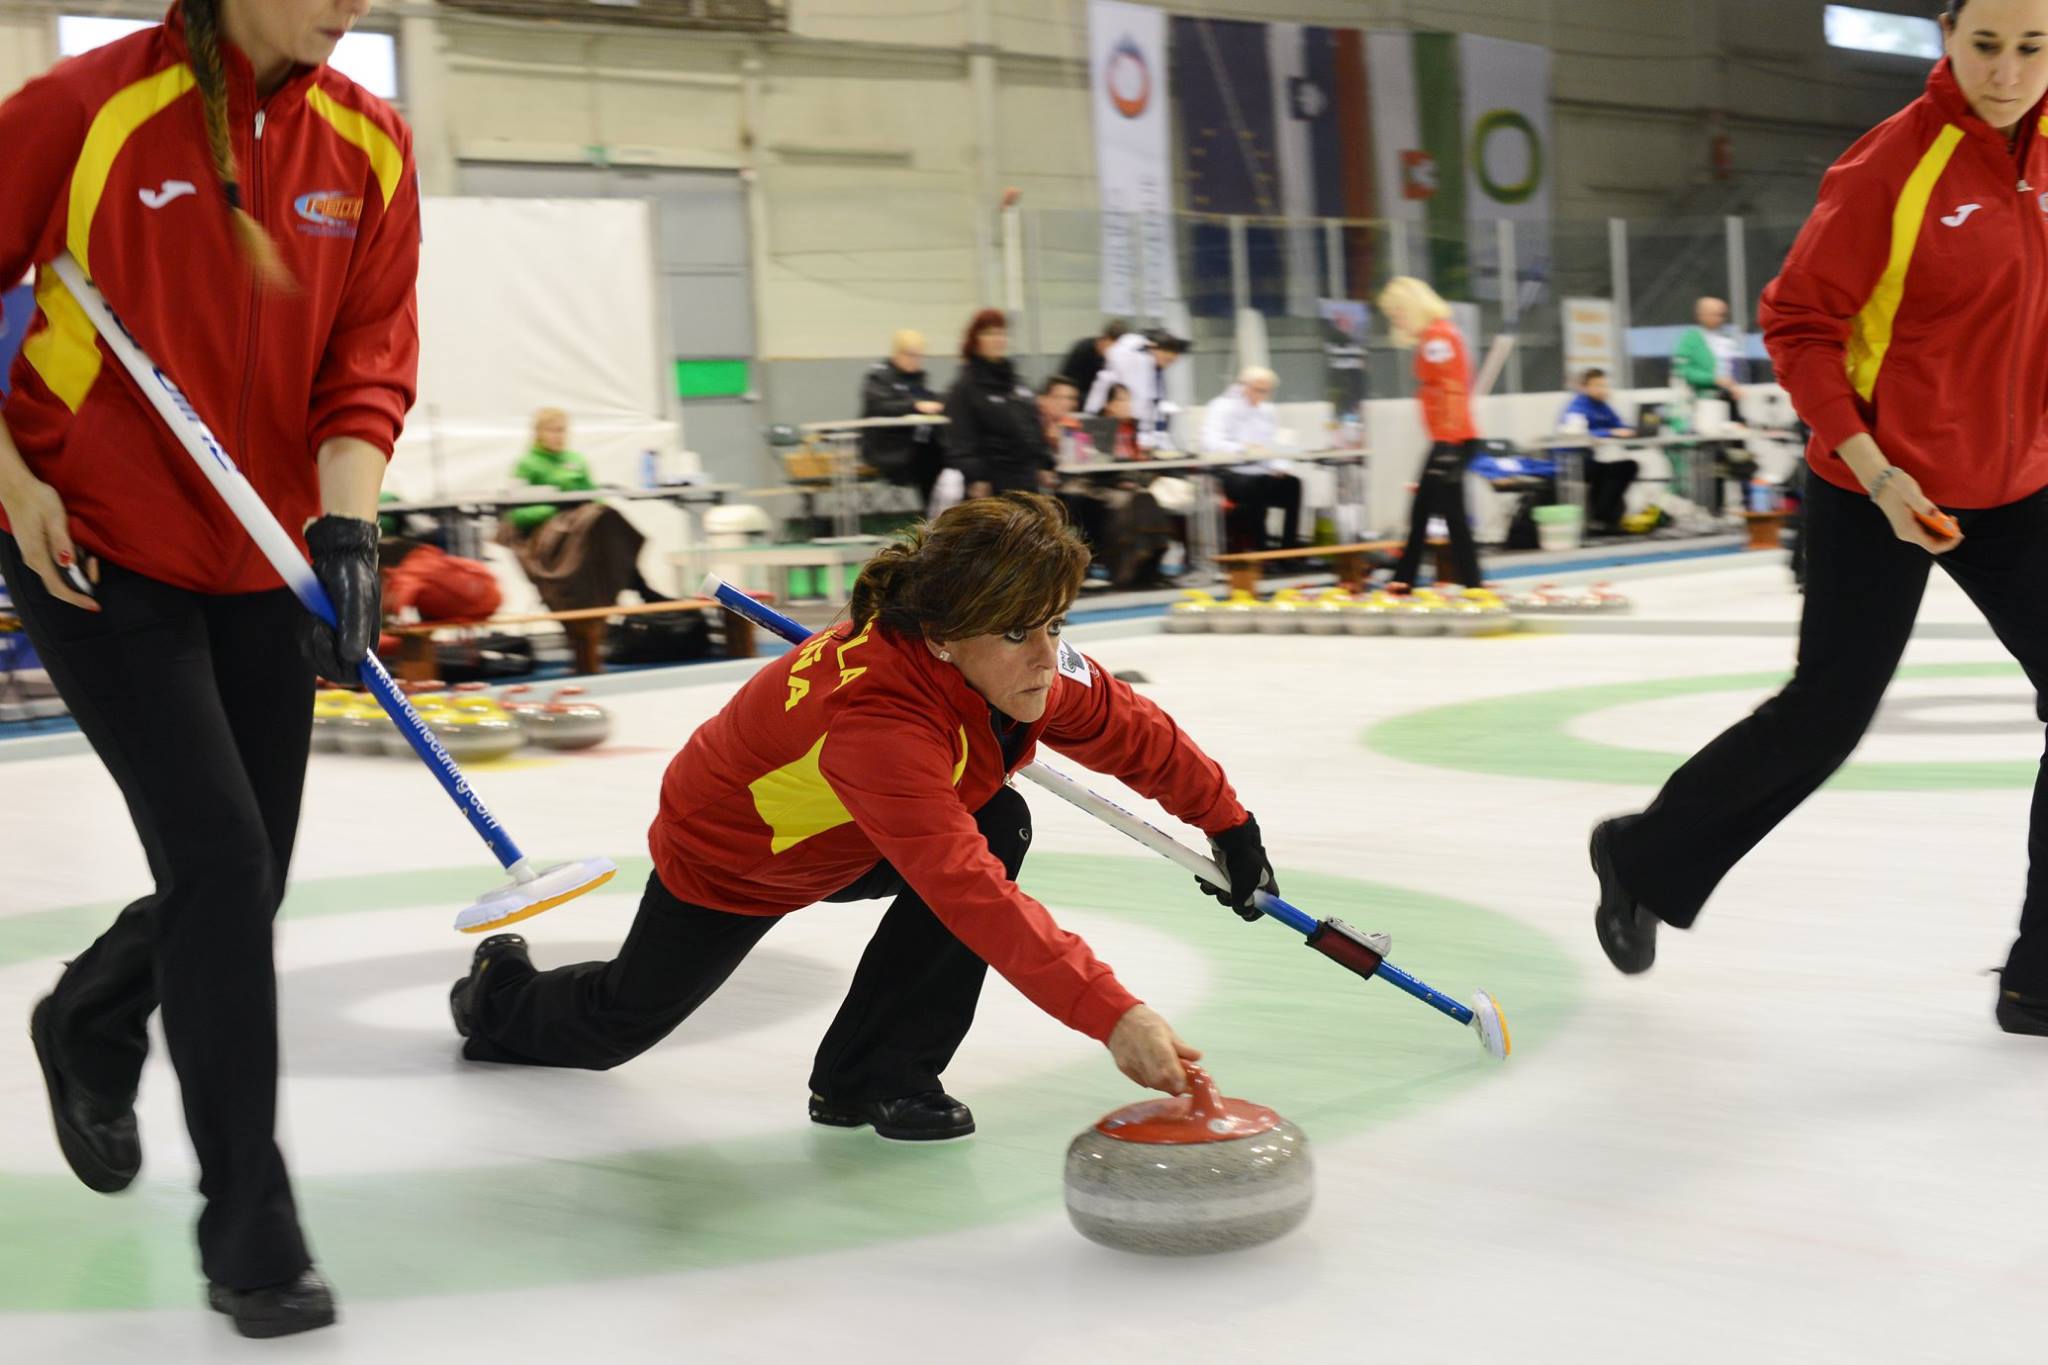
[185,0,295,290]
[960,308,1009,363]
[849,492,1089,642]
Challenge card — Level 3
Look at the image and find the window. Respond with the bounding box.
[1824,6,1944,60]
[56,16,401,101]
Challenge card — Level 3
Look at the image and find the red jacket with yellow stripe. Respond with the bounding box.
[1761,59,2048,509]
[1414,318,1476,444]
[649,622,1248,1043]
[0,4,420,593]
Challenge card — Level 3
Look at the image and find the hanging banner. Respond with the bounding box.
[1459,34,1553,303]
[1090,0,1181,317]
[1365,30,1552,302]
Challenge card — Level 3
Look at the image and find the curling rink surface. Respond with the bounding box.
[5,555,2047,1362]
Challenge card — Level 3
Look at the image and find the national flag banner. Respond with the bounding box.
[1171,14,1283,318]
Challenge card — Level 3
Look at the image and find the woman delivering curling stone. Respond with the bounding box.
[0,0,417,1335]
[1590,0,2048,1035]
[451,493,1279,1136]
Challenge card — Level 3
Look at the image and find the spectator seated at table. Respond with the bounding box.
[1200,366,1302,552]
[1088,384,1189,590]
[499,407,669,611]
[859,329,946,506]
[1557,368,1641,534]
[1039,374,1111,566]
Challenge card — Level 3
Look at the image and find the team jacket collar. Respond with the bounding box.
[162,2,325,118]
[1925,57,2048,155]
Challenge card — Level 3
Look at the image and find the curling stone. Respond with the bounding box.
[523,685,612,752]
[334,694,391,755]
[1586,581,1633,613]
[1343,588,1398,636]
[1064,1065,1313,1257]
[1255,588,1308,635]
[1162,590,1215,635]
[1390,588,1450,637]
[1207,590,1263,635]
[1460,586,1518,636]
[311,688,356,752]
[432,685,525,762]
[1299,589,1351,636]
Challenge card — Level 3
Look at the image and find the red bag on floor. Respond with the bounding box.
[383,543,502,624]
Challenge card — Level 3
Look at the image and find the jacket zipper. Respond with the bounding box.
[2012,165,2037,497]
[235,107,267,478]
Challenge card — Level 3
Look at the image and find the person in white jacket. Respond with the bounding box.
[1084,330,1188,449]
[1201,368,1301,551]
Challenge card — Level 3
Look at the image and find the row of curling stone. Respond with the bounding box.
[1165,580,1632,638]
[312,682,612,761]
[1166,585,1516,638]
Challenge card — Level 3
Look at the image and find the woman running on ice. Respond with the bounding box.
[1591,0,2048,1036]
[451,493,1278,1136]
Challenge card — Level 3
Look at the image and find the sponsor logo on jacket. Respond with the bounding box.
[295,190,364,238]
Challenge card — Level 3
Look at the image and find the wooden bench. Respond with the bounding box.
[1213,539,1454,595]
[386,597,758,682]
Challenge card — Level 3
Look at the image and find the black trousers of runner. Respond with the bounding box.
[1395,440,1482,587]
[1218,471,1302,552]
[1606,476,2048,987]
[0,533,314,1291]
[464,784,1034,1103]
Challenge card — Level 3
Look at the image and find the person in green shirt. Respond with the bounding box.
[508,408,598,535]
[1672,296,1744,412]
[1669,297,1756,516]
[501,408,668,607]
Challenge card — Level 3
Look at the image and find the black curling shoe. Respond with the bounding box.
[809,1090,976,1141]
[449,934,531,1040]
[1995,979,2048,1036]
[1591,820,1659,975]
[208,1268,337,1339]
[30,995,140,1194]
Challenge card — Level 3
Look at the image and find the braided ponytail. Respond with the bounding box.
[185,0,294,290]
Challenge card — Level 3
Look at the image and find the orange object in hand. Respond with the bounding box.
[1915,507,1961,540]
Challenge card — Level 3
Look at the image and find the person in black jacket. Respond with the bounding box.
[1059,318,1127,410]
[945,309,1053,498]
[859,330,946,505]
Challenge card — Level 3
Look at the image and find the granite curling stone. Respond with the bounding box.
[1063,1065,1313,1255]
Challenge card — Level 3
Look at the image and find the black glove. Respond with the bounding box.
[300,515,381,683]
[1197,814,1278,922]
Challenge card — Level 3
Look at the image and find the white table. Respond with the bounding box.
[672,536,886,606]
[1054,448,1371,579]
[380,483,735,560]
[797,415,948,537]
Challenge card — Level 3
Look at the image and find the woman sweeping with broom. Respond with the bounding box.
[0,0,417,1336]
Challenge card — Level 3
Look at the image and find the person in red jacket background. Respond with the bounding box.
[450,494,1278,1139]
[1379,275,1483,588]
[1591,0,2048,1037]
[0,0,418,1336]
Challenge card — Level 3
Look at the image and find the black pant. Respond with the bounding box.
[1219,471,1302,552]
[1608,476,2048,986]
[0,534,314,1290]
[465,784,1033,1101]
[1395,440,1482,586]
[1586,457,1640,531]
